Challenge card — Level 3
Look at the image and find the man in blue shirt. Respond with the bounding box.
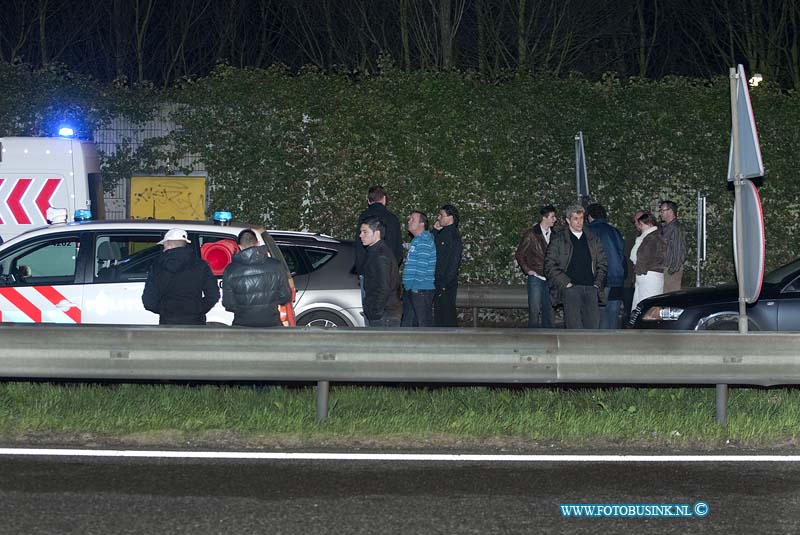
[401,211,437,327]
[586,203,625,329]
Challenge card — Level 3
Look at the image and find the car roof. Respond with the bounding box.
[268,230,343,244]
[0,219,265,249]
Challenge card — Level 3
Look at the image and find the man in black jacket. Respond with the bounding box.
[354,185,403,274]
[432,204,463,327]
[353,185,402,326]
[359,216,402,326]
[222,229,292,327]
[142,228,220,325]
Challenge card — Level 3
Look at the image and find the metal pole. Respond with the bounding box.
[716,383,728,425]
[696,192,702,287]
[730,67,748,336]
[716,67,748,426]
[316,380,329,422]
[575,133,581,204]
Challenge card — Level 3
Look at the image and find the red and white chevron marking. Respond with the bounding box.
[0,177,63,225]
[0,286,81,324]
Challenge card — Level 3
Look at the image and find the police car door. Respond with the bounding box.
[82,231,163,324]
[0,232,86,324]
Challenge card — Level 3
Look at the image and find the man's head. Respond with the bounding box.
[585,203,607,222]
[659,200,678,224]
[367,185,387,206]
[407,211,428,237]
[539,204,557,229]
[158,228,190,251]
[437,204,459,228]
[564,205,585,233]
[360,216,385,247]
[237,229,259,250]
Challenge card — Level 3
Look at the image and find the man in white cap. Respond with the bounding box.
[142,228,220,325]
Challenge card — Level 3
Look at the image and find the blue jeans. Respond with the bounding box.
[599,286,622,329]
[527,275,554,328]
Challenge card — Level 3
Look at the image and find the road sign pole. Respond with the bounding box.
[730,67,749,336]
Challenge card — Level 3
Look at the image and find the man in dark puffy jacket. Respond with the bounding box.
[359,216,402,326]
[222,229,292,327]
[142,228,220,325]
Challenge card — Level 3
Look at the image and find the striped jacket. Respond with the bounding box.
[402,230,436,290]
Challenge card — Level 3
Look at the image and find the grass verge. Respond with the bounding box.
[1,382,799,449]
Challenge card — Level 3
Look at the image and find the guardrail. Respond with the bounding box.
[457,285,527,326]
[1,324,798,424]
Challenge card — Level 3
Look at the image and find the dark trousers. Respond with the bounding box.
[401,289,435,327]
[526,275,554,328]
[562,284,599,329]
[434,286,458,327]
[359,274,369,326]
[370,316,401,327]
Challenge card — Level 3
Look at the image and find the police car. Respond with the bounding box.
[0,209,296,326]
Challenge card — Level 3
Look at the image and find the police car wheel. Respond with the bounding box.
[299,311,350,328]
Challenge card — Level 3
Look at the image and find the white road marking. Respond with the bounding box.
[0,448,799,462]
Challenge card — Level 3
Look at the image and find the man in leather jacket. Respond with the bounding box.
[515,204,557,328]
[222,229,292,327]
[359,216,402,326]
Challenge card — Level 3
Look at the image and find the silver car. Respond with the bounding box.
[270,231,365,327]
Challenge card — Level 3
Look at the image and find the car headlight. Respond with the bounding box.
[641,306,684,321]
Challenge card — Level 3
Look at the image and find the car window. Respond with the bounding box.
[278,245,306,276]
[0,235,80,286]
[765,258,800,285]
[93,234,162,282]
[783,276,800,293]
[304,247,336,271]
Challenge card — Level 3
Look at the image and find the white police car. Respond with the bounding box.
[0,210,296,326]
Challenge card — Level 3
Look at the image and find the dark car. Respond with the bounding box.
[269,231,363,327]
[630,258,800,331]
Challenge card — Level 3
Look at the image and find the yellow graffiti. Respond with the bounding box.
[130,176,206,220]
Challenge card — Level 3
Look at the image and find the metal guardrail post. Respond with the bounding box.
[716,384,728,425]
[316,380,329,422]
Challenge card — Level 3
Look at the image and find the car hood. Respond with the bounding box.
[639,284,741,308]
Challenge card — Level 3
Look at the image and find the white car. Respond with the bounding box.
[0,219,296,326]
[270,231,365,327]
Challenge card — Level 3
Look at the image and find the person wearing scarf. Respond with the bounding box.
[630,212,667,311]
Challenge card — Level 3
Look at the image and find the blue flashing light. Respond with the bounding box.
[58,126,75,137]
[213,211,233,226]
[74,209,92,221]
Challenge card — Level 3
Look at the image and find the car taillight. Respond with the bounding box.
[279,303,296,327]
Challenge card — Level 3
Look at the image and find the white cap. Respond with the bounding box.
[158,228,191,245]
